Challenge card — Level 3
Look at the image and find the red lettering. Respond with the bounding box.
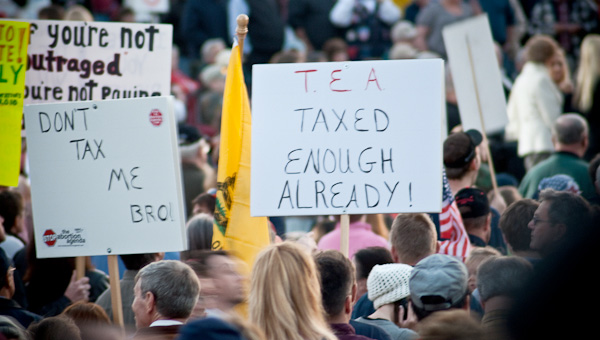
[295,69,317,92]
[365,68,382,91]
[330,69,351,92]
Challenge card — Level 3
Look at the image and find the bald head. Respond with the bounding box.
[552,114,588,156]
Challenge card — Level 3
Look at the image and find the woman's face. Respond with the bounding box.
[546,53,565,84]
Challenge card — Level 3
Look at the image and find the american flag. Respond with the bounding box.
[437,168,471,260]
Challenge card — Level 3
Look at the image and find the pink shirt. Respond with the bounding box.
[317,221,389,259]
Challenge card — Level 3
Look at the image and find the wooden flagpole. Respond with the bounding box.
[236,14,249,59]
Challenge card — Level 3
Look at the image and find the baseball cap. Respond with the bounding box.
[443,129,483,169]
[409,254,468,312]
[455,187,490,219]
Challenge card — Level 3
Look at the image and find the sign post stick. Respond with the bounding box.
[75,257,86,280]
[465,36,499,196]
[340,214,350,258]
[108,255,124,326]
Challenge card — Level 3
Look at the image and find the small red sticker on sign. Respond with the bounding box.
[43,229,57,247]
[149,109,163,126]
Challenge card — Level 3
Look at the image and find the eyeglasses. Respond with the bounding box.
[531,216,552,226]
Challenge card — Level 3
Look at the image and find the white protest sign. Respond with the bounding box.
[125,0,170,14]
[21,19,172,104]
[443,15,508,135]
[24,97,186,258]
[251,59,444,217]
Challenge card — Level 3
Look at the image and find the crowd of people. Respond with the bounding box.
[2,0,600,339]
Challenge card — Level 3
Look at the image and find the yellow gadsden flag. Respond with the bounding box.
[212,40,270,271]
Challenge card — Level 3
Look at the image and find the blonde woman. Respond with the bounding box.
[249,242,337,340]
[573,34,600,160]
[505,35,562,170]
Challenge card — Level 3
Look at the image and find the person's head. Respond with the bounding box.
[115,7,135,22]
[552,113,589,157]
[353,247,394,299]
[201,39,227,65]
[391,21,417,44]
[249,242,336,340]
[61,301,116,340]
[64,5,94,21]
[499,199,539,255]
[269,50,305,64]
[416,309,484,340]
[455,188,492,244]
[132,260,200,328]
[0,315,27,340]
[409,254,469,321]
[62,301,111,326]
[443,129,483,180]
[477,256,533,304]
[311,219,336,243]
[183,250,244,311]
[525,35,559,65]
[389,43,418,60]
[186,213,214,251]
[528,189,592,256]
[548,48,569,85]
[464,247,501,294]
[284,232,317,254]
[498,186,522,208]
[178,315,265,340]
[367,263,413,313]
[0,190,23,238]
[322,38,349,62]
[37,4,65,20]
[119,253,161,271]
[536,174,581,197]
[192,190,216,216]
[200,64,226,92]
[574,34,600,111]
[28,316,82,340]
[389,213,437,265]
[314,250,356,322]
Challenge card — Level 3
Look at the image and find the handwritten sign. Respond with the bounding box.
[251,60,444,217]
[443,15,508,134]
[18,19,171,105]
[24,97,186,258]
[0,21,29,186]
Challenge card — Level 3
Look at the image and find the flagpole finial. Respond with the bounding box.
[236,14,249,58]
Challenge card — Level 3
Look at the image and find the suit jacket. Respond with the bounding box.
[133,325,181,340]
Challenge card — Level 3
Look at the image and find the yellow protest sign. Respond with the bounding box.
[0,21,29,187]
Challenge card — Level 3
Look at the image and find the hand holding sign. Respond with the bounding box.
[64,270,91,303]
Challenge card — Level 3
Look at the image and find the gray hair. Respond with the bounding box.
[477,256,533,302]
[135,260,200,319]
[187,213,214,250]
[553,114,588,145]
